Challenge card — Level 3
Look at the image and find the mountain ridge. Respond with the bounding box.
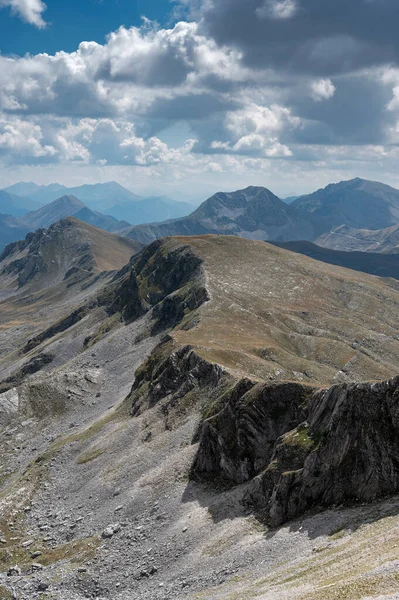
[0,234,399,598]
[123,185,316,244]
[292,177,399,234]
[18,195,129,232]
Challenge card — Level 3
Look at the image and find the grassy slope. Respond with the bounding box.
[169,235,399,385]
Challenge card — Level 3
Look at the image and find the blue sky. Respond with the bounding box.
[0,0,175,56]
[1,0,399,199]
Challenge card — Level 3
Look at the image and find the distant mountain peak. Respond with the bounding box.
[124,185,315,244]
[51,195,85,208]
[292,177,399,233]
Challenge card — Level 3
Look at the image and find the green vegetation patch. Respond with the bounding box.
[76,447,104,464]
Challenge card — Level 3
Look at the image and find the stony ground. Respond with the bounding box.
[0,236,399,599]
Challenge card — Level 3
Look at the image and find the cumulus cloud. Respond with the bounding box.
[0,0,47,28]
[0,115,199,167]
[210,103,300,156]
[0,21,246,121]
[1,9,399,179]
[310,78,336,101]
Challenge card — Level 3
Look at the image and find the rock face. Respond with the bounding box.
[190,373,399,526]
[128,341,224,417]
[106,238,208,328]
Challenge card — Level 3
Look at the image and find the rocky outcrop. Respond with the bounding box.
[107,239,209,331]
[0,353,54,392]
[21,307,91,354]
[191,374,399,525]
[129,330,399,527]
[128,340,224,417]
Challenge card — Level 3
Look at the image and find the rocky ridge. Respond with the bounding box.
[0,234,399,598]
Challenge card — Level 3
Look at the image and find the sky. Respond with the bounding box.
[1,0,399,200]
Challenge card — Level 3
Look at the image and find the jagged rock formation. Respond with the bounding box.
[101,239,209,339]
[129,331,399,527]
[190,374,399,526]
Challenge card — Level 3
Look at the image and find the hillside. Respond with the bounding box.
[123,186,316,244]
[316,223,399,253]
[18,195,128,232]
[271,240,399,279]
[0,217,142,295]
[1,235,399,599]
[292,177,399,234]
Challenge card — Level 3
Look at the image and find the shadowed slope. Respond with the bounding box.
[271,240,399,279]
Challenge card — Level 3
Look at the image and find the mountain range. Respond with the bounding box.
[122,185,316,244]
[2,181,193,225]
[17,196,129,233]
[291,177,399,233]
[3,176,399,256]
[1,222,399,599]
[123,178,399,246]
[0,217,142,297]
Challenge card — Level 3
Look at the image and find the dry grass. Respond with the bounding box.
[168,236,399,386]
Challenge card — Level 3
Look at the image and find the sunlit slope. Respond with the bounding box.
[169,235,399,385]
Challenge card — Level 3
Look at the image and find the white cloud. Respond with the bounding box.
[310,78,336,102]
[0,14,398,186]
[0,0,47,28]
[210,103,300,156]
[256,0,298,20]
[0,115,56,160]
[0,114,199,167]
[0,21,245,120]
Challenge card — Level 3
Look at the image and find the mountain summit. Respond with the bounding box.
[292,177,399,233]
[123,185,315,244]
[19,196,86,230]
[18,195,128,232]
